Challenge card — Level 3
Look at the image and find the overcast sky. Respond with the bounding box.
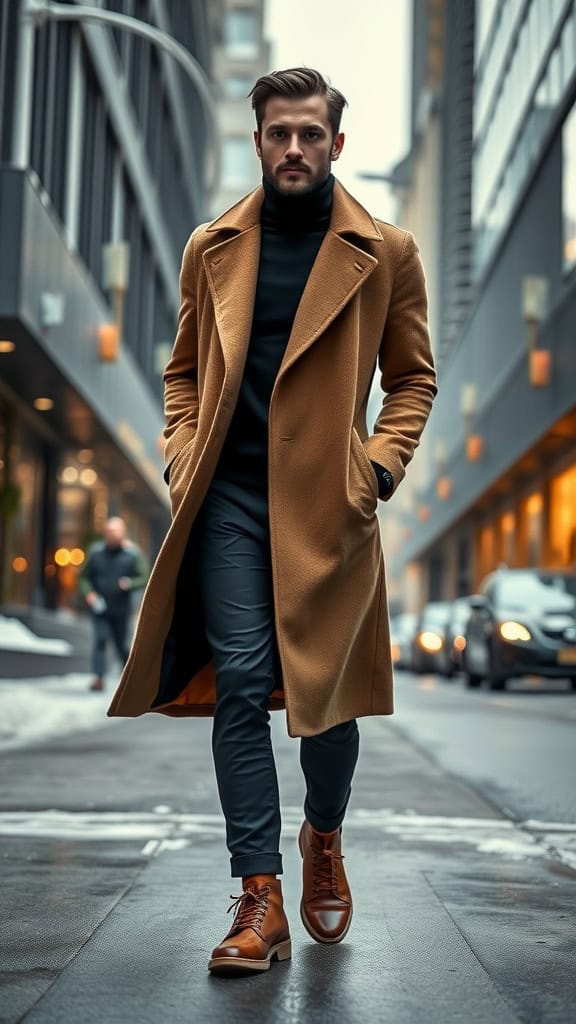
[263,0,411,222]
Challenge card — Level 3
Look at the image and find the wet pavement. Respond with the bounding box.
[1,676,575,1023]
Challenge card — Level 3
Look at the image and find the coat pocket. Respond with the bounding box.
[168,439,195,516]
[350,429,379,511]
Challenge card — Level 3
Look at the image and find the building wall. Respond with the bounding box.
[0,0,217,611]
[394,0,576,607]
[211,0,270,217]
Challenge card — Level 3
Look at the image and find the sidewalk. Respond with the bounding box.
[0,706,575,1023]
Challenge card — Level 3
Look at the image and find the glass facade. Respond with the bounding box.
[224,74,253,99]
[473,0,576,276]
[0,0,209,399]
[563,102,576,270]
[224,9,259,60]
[222,136,254,189]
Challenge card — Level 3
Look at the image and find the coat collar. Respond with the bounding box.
[205,178,383,241]
[202,179,381,387]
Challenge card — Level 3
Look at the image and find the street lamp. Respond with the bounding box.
[13,0,220,195]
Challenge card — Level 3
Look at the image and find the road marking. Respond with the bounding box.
[0,808,574,870]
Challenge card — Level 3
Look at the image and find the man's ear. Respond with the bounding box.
[254,130,262,159]
[331,132,345,161]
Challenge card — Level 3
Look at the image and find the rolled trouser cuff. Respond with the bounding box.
[231,852,283,878]
[304,798,347,835]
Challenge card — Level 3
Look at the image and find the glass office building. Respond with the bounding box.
[390,0,576,604]
[0,0,218,614]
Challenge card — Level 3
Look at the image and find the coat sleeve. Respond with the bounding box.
[162,228,204,481]
[364,231,437,497]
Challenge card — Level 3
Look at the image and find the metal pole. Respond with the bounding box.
[21,0,220,193]
[11,0,37,167]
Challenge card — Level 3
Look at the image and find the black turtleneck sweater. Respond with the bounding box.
[215,174,334,488]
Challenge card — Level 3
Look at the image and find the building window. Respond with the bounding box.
[225,9,258,60]
[222,136,254,189]
[223,74,253,100]
[563,104,576,272]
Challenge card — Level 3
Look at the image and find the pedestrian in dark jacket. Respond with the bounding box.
[79,517,148,691]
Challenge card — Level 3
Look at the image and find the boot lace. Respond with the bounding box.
[312,849,345,894]
[226,885,270,938]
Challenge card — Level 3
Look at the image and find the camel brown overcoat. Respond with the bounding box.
[107,180,436,737]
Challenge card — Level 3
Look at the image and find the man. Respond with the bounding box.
[80,516,148,692]
[108,68,436,974]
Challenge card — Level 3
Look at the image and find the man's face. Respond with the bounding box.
[254,95,344,195]
[105,519,125,548]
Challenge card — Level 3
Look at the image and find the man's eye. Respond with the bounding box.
[272,130,285,139]
[306,132,320,140]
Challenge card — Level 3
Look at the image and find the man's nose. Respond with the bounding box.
[285,134,304,159]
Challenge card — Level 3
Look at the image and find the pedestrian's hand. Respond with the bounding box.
[118,576,132,591]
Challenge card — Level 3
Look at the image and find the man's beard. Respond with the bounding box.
[262,156,331,195]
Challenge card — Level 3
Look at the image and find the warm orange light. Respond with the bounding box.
[418,504,430,522]
[529,348,551,387]
[61,466,78,484]
[0,340,15,353]
[418,630,443,652]
[466,435,484,461]
[437,476,452,500]
[391,643,401,664]
[526,493,543,517]
[34,397,54,411]
[70,548,85,566]
[98,323,119,361]
[12,556,28,573]
[453,634,466,652]
[79,468,97,486]
[501,512,515,534]
[54,547,71,566]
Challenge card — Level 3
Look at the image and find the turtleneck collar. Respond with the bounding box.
[261,173,334,233]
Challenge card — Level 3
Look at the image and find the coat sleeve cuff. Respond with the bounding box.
[369,460,394,499]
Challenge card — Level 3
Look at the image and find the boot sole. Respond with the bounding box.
[298,827,353,944]
[208,938,292,974]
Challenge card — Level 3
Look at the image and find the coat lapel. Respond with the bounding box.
[279,179,381,377]
[201,179,383,382]
[279,232,377,377]
[202,225,260,382]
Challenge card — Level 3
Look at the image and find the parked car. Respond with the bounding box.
[390,612,418,669]
[464,568,576,690]
[411,601,453,674]
[445,596,473,674]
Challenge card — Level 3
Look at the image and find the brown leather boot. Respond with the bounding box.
[208,874,291,974]
[299,820,352,943]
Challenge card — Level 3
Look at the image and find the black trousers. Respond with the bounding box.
[91,612,130,677]
[195,477,359,878]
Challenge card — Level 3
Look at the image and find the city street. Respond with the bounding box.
[1,671,575,1023]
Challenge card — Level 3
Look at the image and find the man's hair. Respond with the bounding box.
[249,68,348,137]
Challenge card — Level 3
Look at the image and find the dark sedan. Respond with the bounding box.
[464,569,576,690]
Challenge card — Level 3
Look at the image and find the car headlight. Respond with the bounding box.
[499,621,532,642]
[418,630,443,652]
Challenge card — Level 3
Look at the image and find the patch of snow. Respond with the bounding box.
[0,615,71,654]
[0,673,118,749]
